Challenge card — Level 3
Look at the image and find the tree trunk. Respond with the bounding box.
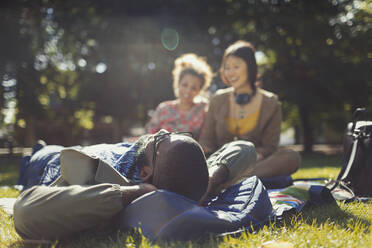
[298,104,313,153]
[112,119,122,143]
[294,124,302,144]
[25,116,36,147]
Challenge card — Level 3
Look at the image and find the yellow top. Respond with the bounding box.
[226,109,260,135]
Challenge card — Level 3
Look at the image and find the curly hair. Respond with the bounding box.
[220,40,258,91]
[172,53,214,98]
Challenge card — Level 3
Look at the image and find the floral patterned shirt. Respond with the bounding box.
[146,100,207,140]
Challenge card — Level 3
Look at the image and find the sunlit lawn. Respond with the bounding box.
[0,153,371,247]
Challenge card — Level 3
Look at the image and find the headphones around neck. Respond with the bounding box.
[234,89,256,105]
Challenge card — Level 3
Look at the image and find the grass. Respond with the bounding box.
[0,152,371,247]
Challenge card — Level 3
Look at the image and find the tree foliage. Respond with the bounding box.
[0,0,370,150]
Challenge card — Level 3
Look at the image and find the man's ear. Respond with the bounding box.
[140,165,153,183]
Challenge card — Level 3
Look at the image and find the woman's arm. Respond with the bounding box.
[199,97,219,155]
[255,101,281,159]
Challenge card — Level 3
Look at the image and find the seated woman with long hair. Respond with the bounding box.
[199,40,301,182]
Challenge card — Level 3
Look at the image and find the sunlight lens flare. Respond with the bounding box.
[161,28,179,51]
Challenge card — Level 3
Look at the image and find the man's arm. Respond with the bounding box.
[121,184,157,207]
[14,183,156,240]
[199,140,257,205]
[199,165,229,204]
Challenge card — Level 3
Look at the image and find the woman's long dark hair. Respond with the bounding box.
[220,40,258,92]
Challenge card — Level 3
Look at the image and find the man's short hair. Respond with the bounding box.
[154,139,209,201]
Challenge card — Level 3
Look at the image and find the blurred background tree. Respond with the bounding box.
[0,0,370,151]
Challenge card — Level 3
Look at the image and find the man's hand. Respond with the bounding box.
[199,165,229,205]
[121,184,157,207]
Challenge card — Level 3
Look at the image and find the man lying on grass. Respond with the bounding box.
[13,129,257,240]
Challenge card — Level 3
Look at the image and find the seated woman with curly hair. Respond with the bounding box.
[147,53,214,140]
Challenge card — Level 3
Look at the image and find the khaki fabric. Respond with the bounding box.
[59,148,131,186]
[13,147,133,240]
[13,184,123,240]
[60,149,98,185]
[207,140,257,192]
[207,140,256,181]
[95,160,131,185]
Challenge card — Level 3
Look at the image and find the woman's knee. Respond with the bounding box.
[228,140,256,162]
[279,148,301,173]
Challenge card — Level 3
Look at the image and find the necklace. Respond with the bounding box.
[229,90,262,140]
[238,106,246,119]
[233,103,247,140]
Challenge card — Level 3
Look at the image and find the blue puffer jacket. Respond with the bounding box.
[119,176,272,241]
[17,145,64,190]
